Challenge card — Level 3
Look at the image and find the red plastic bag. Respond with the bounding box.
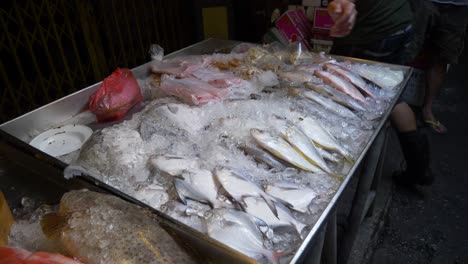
[88,68,142,122]
[0,246,83,263]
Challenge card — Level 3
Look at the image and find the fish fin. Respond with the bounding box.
[40,212,67,240]
[343,154,355,164]
[272,197,294,209]
[239,195,250,209]
[226,169,249,182]
[172,174,185,180]
[248,214,269,229]
[174,179,188,205]
[261,194,279,219]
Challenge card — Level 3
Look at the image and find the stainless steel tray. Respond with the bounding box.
[0,38,413,263]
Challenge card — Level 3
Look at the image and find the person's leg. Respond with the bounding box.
[391,102,433,186]
[391,102,417,132]
[421,4,468,133]
[422,61,447,133]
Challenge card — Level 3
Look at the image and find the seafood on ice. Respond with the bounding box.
[62,42,408,263]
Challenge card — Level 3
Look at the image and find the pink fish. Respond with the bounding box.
[314,70,368,104]
[323,63,376,98]
[191,67,245,89]
[0,246,82,264]
[159,76,228,105]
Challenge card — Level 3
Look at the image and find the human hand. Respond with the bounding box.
[328,0,357,37]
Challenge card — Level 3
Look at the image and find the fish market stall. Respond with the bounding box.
[0,38,412,263]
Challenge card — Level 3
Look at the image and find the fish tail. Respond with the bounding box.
[260,194,279,219]
[40,212,67,240]
[295,221,308,239]
[342,153,355,164]
[329,173,345,182]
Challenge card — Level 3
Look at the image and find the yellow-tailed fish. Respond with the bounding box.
[41,189,195,264]
[280,126,333,174]
[250,128,322,173]
[296,117,353,162]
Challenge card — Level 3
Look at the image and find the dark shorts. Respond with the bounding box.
[414,2,468,64]
[331,25,415,65]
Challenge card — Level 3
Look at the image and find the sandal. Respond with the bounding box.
[424,119,447,134]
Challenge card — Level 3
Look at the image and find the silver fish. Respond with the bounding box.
[305,82,366,111]
[240,144,289,170]
[151,155,199,176]
[175,168,234,209]
[250,128,322,173]
[207,208,281,264]
[324,63,376,98]
[300,89,361,121]
[243,197,308,238]
[264,182,317,214]
[314,70,367,104]
[281,126,333,174]
[214,166,279,216]
[296,117,353,161]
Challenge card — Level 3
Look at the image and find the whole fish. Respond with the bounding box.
[175,168,234,209]
[150,155,199,176]
[324,63,376,98]
[305,82,366,111]
[280,126,333,174]
[264,182,317,214]
[243,197,308,238]
[299,89,361,121]
[296,117,353,161]
[41,189,195,264]
[352,64,404,90]
[0,246,82,264]
[314,70,367,104]
[240,144,289,170]
[206,208,281,264]
[250,129,322,173]
[214,166,279,216]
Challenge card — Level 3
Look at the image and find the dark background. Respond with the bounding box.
[0,0,301,123]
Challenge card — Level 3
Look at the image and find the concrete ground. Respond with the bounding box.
[351,41,468,263]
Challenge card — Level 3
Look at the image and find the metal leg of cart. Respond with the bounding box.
[337,123,390,263]
[322,209,337,264]
[302,223,327,264]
